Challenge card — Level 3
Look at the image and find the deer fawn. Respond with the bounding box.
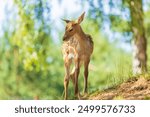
[62,12,94,99]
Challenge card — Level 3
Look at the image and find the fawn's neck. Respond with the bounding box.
[75,27,86,41]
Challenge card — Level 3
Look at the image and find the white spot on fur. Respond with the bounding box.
[68,53,74,59]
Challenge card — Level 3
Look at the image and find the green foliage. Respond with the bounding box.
[144,10,150,71]
[0,0,64,99]
[109,15,131,32]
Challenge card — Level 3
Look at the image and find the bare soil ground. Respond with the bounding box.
[89,77,150,100]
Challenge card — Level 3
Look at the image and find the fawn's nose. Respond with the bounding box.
[63,35,67,41]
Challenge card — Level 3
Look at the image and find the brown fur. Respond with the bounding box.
[62,12,94,99]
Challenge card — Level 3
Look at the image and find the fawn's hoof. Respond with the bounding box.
[74,93,81,100]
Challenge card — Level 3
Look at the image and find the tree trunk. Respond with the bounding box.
[129,0,147,74]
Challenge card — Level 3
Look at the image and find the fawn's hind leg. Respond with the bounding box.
[84,59,90,94]
[70,67,75,86]
[64,60,71,100]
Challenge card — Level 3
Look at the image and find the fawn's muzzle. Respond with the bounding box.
[63,35,67,41]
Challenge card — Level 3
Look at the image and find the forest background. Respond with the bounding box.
[0,0,150,99]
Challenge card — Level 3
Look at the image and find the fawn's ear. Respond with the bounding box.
[62,19,70,23]
[76,12,85,24]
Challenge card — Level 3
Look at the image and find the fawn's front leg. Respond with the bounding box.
[64,61,71,100]
[74,58,80,99]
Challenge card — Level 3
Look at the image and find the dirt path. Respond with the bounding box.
[89,77,150,100]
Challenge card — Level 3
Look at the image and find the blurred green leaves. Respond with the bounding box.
[0,0,150,99]
[109,15,131,32]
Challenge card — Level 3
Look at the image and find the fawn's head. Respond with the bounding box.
[62,12,85,41]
